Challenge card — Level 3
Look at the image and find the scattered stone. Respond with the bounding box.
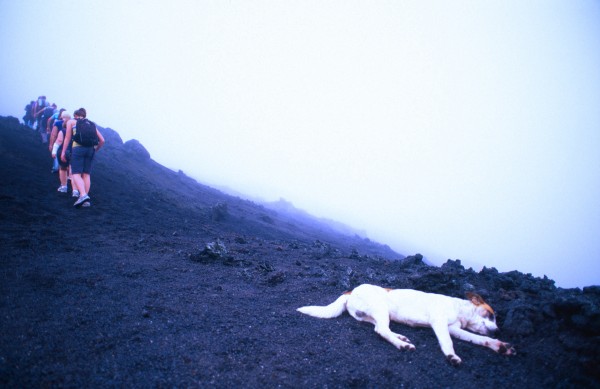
[211,202,229,221]
[266,271,286,286]
[190,240,229,262]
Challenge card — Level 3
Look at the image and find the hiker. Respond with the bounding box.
[23,101,35,128]
[61,108,105,207]
[48,108,66,173]
[48,108,66,137]
[51,112,71,193]
[33,96,48,131]
[38,103,56,144]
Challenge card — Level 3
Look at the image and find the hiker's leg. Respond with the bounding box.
[72,173,85,195]
[82,173,91,195]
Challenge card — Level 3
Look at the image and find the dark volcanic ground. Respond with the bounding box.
[1,116,599,388]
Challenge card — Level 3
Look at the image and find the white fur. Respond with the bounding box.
[297,284,516,365]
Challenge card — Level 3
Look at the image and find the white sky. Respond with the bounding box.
[1,0,599,288]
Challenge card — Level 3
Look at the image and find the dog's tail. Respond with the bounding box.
[297,293,350,319]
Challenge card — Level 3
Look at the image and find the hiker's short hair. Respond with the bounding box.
[74,108,87,118]
[61,112,71,120]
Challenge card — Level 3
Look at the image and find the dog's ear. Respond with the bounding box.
[466,292,496,316]
[466,292,486,306]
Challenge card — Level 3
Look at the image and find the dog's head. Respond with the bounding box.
[465,293,498,336]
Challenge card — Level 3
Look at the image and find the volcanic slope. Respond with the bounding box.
[1,116,598,388]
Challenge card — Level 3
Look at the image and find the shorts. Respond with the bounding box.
[57,145,71,169]
[70,146,96,174]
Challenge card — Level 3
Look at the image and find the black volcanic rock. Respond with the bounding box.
[1,116,599,388]
[97,126,123,146]
[123,139,150,159]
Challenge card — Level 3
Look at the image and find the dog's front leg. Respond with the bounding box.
[430,321,461,365]
[448,326,516,355]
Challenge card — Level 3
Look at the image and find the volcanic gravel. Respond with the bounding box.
[1,116,599,388]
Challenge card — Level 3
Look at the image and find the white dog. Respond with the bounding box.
[297,284,516,365]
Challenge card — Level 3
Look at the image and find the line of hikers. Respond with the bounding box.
[24,97,105,208]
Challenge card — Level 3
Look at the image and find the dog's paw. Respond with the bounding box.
[446,354,462,366]
[402,343,416,352]
[396,334,411,343]
[497,342,516,356]
[396,342,416,351]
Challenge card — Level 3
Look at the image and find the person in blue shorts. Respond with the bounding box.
[61,108,105,207]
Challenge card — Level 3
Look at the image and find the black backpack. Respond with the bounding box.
[74,118,99,147]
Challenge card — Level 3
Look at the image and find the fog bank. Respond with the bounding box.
[1,1,599,287]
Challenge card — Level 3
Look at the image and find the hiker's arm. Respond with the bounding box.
[61,121,73,161]
[46,117,54,132]
[48,126,59,150]
[95,128,105,151]
[52,132,63,158]
[56,131,64,146]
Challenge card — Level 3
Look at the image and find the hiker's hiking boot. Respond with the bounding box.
[74,194,90,208]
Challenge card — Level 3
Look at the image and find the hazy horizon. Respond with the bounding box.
[2,1,599,288]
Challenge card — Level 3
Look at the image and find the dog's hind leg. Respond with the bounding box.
[389,330,411,343]
[350,308,415,351]
[373,314,416,351]
[345,285,415,351]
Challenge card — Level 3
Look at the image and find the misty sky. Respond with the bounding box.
[1,1,599,288]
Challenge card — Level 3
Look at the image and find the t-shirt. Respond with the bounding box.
[54,119,64,132]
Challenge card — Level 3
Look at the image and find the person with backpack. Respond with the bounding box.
[23,101,35,128]
[39,103,56,144]
[61,108,105,207]
[33,96,48,131]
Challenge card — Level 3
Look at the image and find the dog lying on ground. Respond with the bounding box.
[297,284,516,365]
